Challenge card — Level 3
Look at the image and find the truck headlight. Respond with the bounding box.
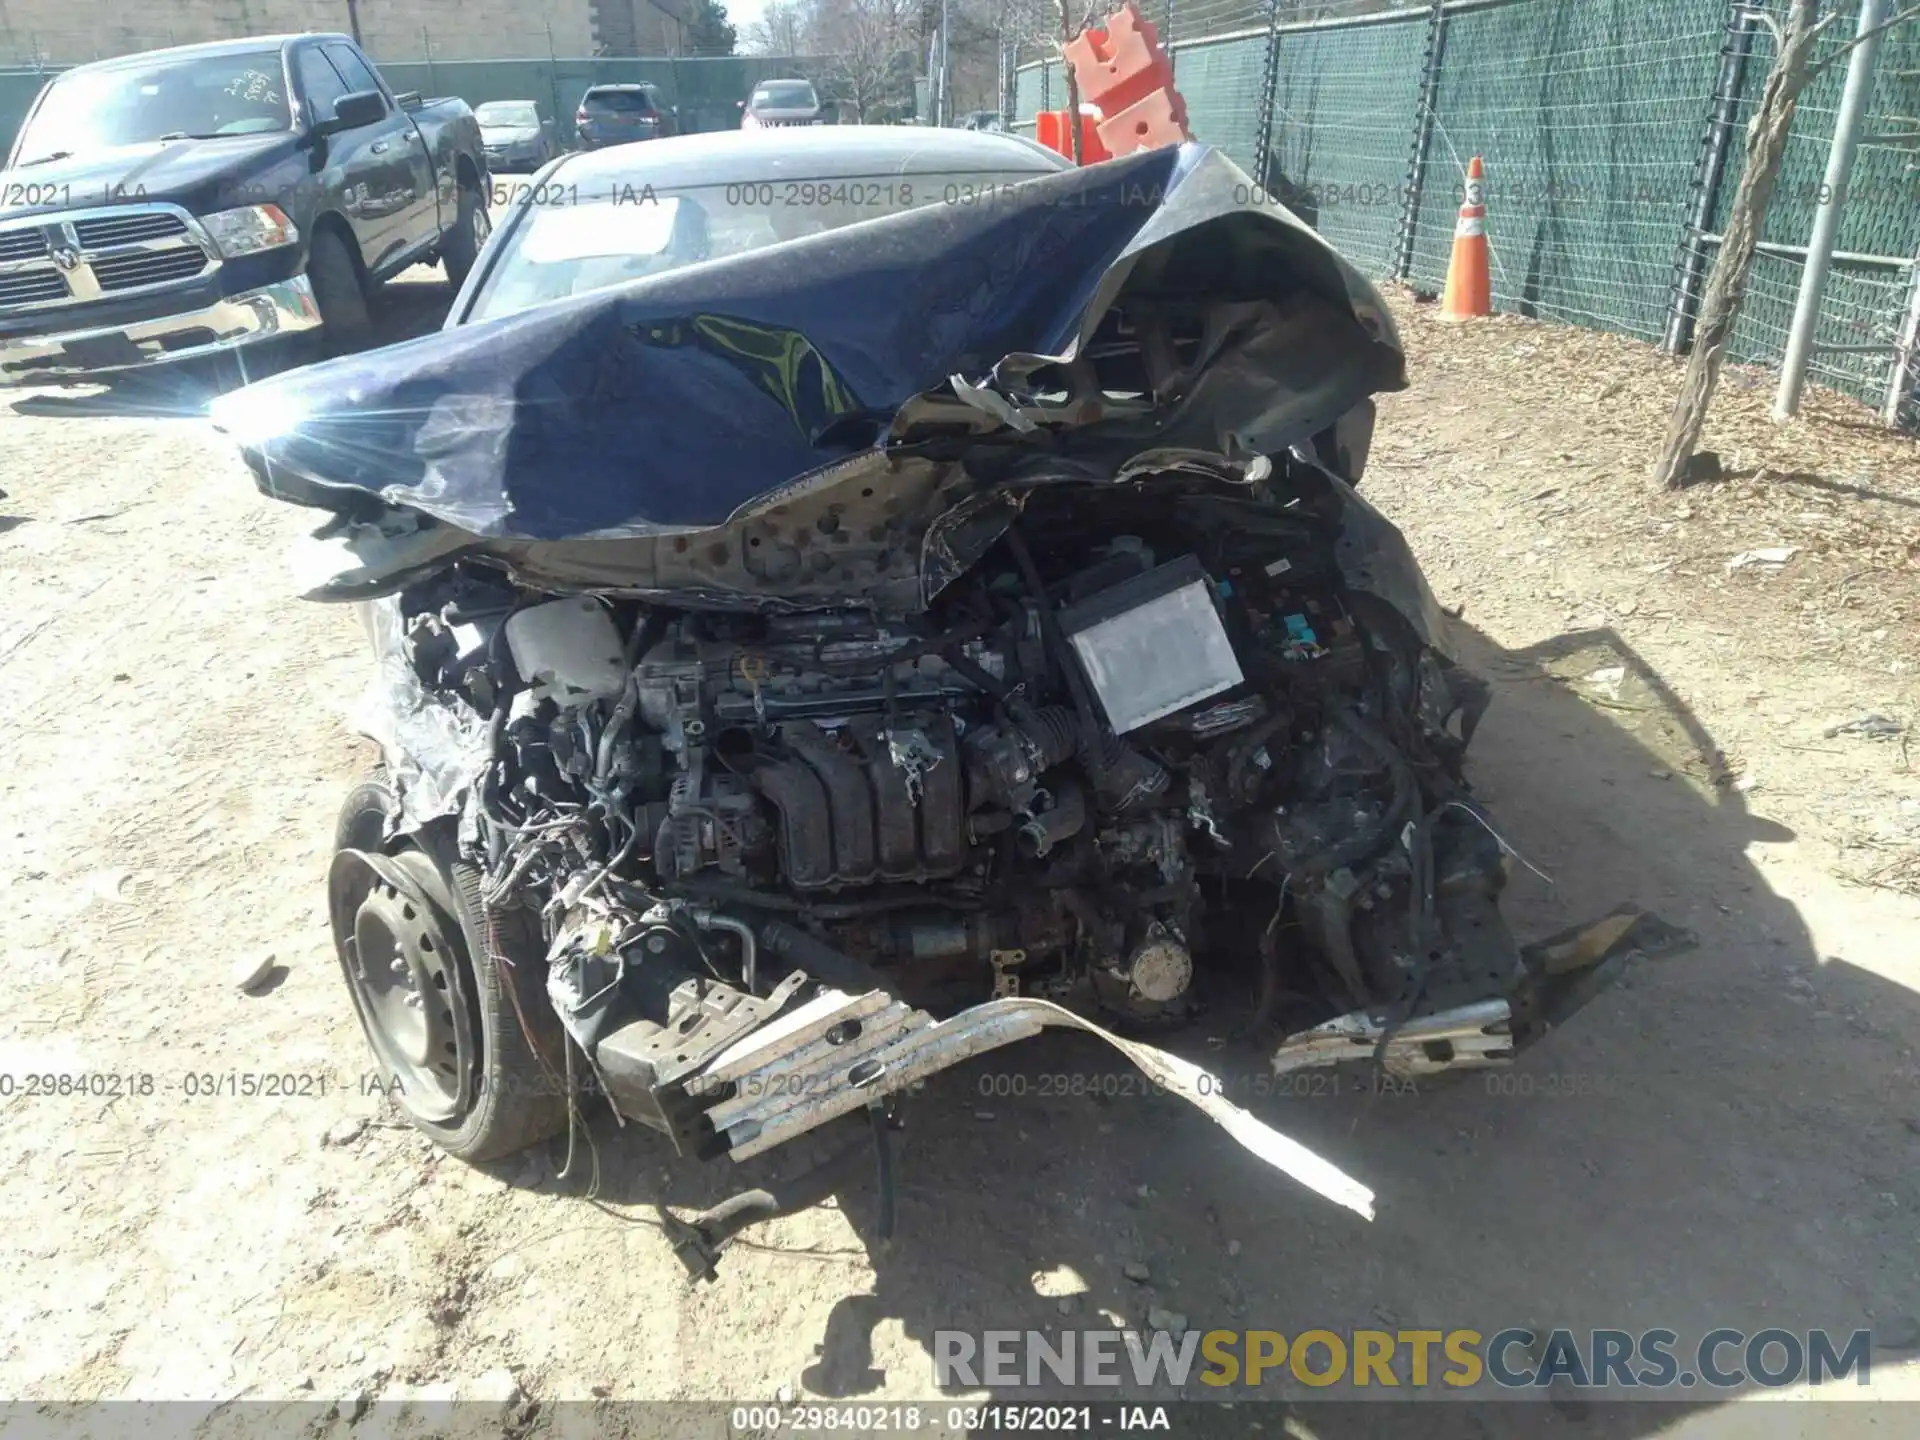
[201,204,299,258]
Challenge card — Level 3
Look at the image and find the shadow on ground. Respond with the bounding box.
[7,272,455,420]
[514,617,1913,1434]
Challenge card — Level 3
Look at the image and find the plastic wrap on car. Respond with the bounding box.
[231,144,1405,565]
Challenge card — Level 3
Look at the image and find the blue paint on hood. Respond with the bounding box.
[228,143,1402,545]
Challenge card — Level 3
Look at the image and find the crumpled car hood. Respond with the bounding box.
[225,142,1404,577]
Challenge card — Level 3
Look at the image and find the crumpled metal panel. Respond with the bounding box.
[229,143,1403,552]
[699,987,1376,1220]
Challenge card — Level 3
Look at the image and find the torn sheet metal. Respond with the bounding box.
[700,988,1376,1221]
[1272,907,1699,1084]
[348,596,492,831]
[1272,998,1516,1080]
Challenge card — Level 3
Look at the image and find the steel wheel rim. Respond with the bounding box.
[331,848,473,1123]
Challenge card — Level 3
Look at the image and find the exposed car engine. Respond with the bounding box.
[390,457,1519,1141]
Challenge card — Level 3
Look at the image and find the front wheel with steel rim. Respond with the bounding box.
[439,178,490,290]
[329,772,570,1161]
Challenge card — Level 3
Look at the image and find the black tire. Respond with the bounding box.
[440,176,489,290]
[307,229,372,358]
[332,772,571,1162]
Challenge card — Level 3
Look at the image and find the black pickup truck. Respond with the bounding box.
[0,34,490,385]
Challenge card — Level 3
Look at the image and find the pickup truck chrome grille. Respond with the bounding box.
[0,271,68,306]
[0,204,215,315]
[0,230,50,263]
[72,211,190,248]
[91,247,210,292]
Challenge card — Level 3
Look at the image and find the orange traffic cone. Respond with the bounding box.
[1440,156,1492,322]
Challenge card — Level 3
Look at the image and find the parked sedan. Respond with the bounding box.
[574,84,676,150]
[476,99,556,171]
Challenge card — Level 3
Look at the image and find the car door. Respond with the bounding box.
[323,43,439,270]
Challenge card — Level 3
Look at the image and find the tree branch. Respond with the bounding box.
[1652,0,1826,489]
[1803,1,1920,82]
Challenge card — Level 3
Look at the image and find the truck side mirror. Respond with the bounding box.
[315,89,387,136]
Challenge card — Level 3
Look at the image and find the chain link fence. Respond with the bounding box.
[1012,0,1920,429]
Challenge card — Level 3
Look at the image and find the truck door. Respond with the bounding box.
[295,46,406,271]
[324,43,441,266]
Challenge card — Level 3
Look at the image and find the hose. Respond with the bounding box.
[675,1127,874,1257]
[683,907,759,993]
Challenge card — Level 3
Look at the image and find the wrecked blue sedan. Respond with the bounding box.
[214,129,1664,1276]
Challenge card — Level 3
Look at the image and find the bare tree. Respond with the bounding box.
[810,0,920,121]
[742,0,808,55]
[1652,0,1920,487]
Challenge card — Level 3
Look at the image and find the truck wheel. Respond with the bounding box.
[441,178,489,290]
[307,230,372,357]
[329,773,571,1163]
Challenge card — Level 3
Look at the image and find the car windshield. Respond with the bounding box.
[467,167,1049,323]
[477,102,540,127]
[751,82,816,110]
[583,90,654,113]
[12,50,290,164]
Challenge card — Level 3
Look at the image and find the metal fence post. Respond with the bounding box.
[1774,0,1890,420]
[1163,0,1176,79]
[1253,0,1282,186]
[1664,0,1759,356]
[544,21,564,141]
[1394,0,1449,280]
[1883,251,1920,428]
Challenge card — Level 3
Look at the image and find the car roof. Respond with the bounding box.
[53,33,336,73]
[583,83,659,93]
[548,125,1070,189]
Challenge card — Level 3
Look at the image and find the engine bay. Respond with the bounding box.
[368,454,1536,1179]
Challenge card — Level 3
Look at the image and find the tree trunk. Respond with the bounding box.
[1059,0,1083,163]
[1651,0,1824,490]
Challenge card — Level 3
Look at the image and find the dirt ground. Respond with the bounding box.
[2,268,1918,1436]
